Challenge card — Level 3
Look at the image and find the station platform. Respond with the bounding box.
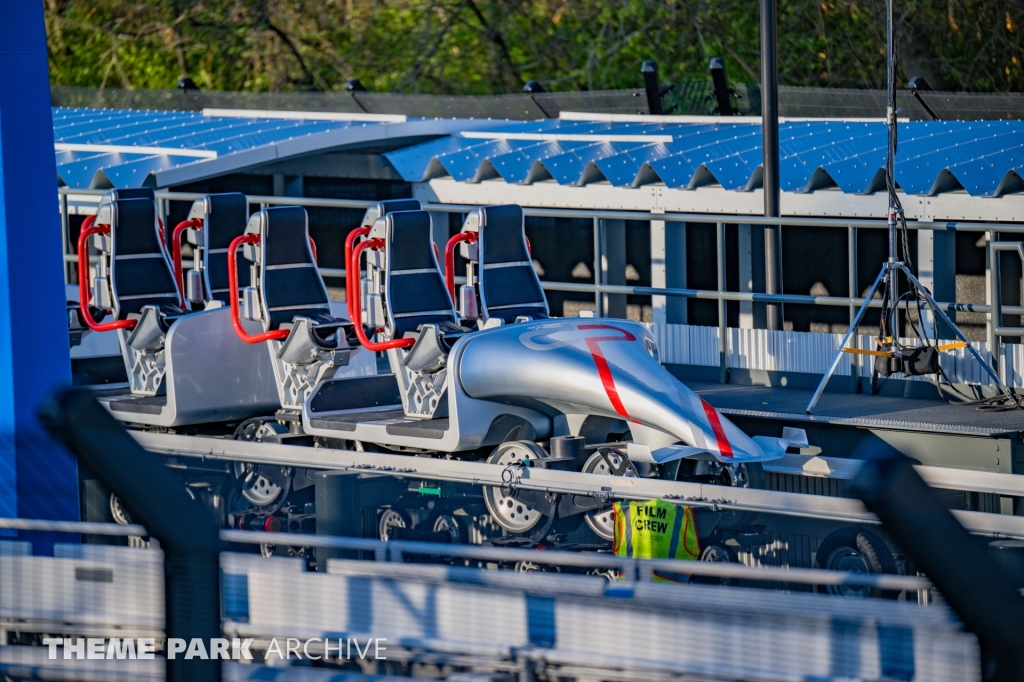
[688,381,1023,438]
[687,380,1024,475]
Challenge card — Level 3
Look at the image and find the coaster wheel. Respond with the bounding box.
[378,507,412,541]
[692,543,739,586]
[690,460,765,531]
[580,448,638,541]
[482,441,550,534]
[431,513,467,544]
[815,526,899,599]
[230,418,291,513]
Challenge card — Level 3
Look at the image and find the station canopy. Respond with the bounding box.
[52,106,492,190]
[54,106,1024,201]
[385,115,1024,198]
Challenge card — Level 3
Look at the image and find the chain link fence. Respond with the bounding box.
[51,84,1024,120]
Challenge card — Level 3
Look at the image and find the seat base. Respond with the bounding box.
[307,409,448,440]
[108,395,168,416]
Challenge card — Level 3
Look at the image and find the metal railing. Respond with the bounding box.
[222,528,931,592]
[0,517,928,593]
[59,187,1023,380]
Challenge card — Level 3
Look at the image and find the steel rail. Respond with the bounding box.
[131,432,1024,538]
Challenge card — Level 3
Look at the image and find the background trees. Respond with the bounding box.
[44,0,1024,94]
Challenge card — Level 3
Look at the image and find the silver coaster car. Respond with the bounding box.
[81,190,278,427]
[288,202,801,539]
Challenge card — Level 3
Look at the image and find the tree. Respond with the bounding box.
[44,0,1024,94]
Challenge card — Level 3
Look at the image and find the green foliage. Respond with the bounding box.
[44,0,1024,94]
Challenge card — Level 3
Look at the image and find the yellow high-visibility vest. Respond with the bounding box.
[611,499,700,564]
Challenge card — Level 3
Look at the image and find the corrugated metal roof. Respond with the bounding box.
[52,107,488,190]
[384,119,1024,197]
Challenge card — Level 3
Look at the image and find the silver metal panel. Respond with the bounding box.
[0,555,164,633]
[161,307,279,426]
[457,318,773,462]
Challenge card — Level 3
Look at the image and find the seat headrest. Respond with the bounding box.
[385,211,436,271]
[260,206,312,266]
[361,198,421,227]
[100,187,156,207]
[110,198,161,255]
[199,193,249,250]
[479,204,528,264]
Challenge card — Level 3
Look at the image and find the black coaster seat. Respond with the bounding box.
[190,192,252,303]
[474,204,549,324]
[103,196,187,354]
[382,210,470,371]
[249,206,355,356]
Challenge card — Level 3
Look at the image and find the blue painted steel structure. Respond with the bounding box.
[1,4,78,543]
[384,119,1024,197]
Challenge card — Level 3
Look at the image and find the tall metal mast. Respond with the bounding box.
[805,0,1015,413]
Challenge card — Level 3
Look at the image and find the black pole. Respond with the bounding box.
[39,389,222,682]
[908,76,938,120]
[641,61,663,115]
[708,58,733,116]
[761,0,783,330]
[849,438,1024,681]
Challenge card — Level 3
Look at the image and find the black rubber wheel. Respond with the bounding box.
[816,526,899,599]
[715,462,765,531]
[692,543,739,586]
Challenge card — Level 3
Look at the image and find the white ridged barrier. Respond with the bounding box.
[652,322,1023,386]
[227,558,980,682]
[0,539,983,681]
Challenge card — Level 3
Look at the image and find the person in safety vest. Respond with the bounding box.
[612,498,700,583]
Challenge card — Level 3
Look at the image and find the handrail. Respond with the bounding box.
[60,187,1024,377]
[57,187,1024,232]
[76,215,138,332]
[445,230,477,300]
[350,238,416,351]
[171,218,203,307]
[0,516,148,537]
[344,225,372,323]
[227,233,290,344]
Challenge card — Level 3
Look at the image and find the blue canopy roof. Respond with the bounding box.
[384,119,1024,197]
[52,107,485,190]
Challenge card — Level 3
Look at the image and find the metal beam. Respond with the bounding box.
[132,432,1024,537]
[761,0,783,331]
[417,177,1024,224]
[765,453,1024,497]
